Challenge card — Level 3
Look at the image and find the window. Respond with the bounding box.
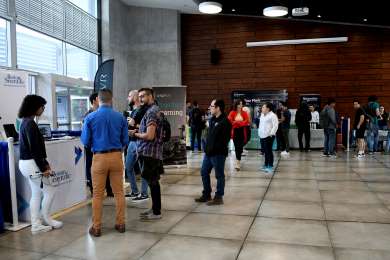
[67,0,97,17]
[66,43,97,81]
[16,25,64,74]
[0,18,9,67]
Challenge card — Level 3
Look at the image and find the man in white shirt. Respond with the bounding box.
[309,104,319,128]
[258,103,279,174]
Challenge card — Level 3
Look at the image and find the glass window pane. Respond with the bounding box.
[66,43,97,81]
[68,0,97,17]
[16,25,64,74]
[0,18,9,67]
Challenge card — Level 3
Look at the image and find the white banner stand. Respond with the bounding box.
[4,137,30,231]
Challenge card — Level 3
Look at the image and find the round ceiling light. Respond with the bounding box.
[263,6,288,17]
[199,1,222,14]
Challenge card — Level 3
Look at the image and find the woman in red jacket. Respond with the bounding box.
[228,100,250,170]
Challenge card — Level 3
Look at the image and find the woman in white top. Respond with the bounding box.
[258,103,279,174]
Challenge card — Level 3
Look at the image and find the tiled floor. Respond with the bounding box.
[1,151,390,260]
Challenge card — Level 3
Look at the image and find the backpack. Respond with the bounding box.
[160,113,171,143]
[319,108,329,128]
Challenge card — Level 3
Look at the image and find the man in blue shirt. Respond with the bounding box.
[81,88,129,237]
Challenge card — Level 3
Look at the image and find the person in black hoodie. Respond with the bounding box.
[195,99,232,206]
[295,102,312,152]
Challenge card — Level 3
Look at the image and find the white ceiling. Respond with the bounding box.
[120,0,199,14]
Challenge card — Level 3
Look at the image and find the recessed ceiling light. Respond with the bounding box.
[263,6,288,17]
[317,14,321,18]
[232,8,236,12]
[198,1,222,14]
[363,18,368,22]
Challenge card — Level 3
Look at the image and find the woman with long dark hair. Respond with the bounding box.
[18,95,63,234]
[228,100,250,171]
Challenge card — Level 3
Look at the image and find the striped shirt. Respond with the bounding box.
[137,104,163,160]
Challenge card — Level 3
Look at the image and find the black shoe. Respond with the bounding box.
[206,197,224,206]
[125,192,139,198]
[195,195,212,203]
[132,194,149,202]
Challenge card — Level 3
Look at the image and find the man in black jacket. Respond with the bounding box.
[195,99,232,206]
[295,102,312,152]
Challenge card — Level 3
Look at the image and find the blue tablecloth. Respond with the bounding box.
[0,142,12,224]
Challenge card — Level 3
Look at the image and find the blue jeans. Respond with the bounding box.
[324,128,336,155]
[386,131,390,153]
[201,155,226,198]
[125,141,148,195]
[366,123,379,152]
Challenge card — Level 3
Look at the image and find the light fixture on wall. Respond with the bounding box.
[198,1,222,14]
[263,6,288,17]
[246,37,348,47]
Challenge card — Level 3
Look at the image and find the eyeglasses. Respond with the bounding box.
[210,105,215,108]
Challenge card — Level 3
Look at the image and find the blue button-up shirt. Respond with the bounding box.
[81,105,129,153]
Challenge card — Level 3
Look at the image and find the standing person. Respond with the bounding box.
[228,100,250,171]
[242,99,252,156]
[83,93,114,198]
[320,98,337,157]
[130,88,164,220]
[81,88,128,237]
[385,113,390,155]
[124,90,149,202]
[18,95,63,234]
[279,102,291,156]
[365,96,380,154]
[258,103,279,174]
[309,104,320,128]
[378,106,388,151]
[189,101,204,152]
[195,99,231,205]
[353,100,367,158]
[295,103,312,152]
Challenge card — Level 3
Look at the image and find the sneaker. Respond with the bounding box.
[357,154,365,159]
[125,192,140,199]
[329,154,337,158]
[195,195,212,203]
[140,213,162,221]
[132,194,149,202]
[321,153,329,157]
[140,209,153,217]
[43,218,63,229]
[206,197,224,206]
[31,224,52,235]
[281,151,289,156]
[260,166,268,172]
[235,160,241,171]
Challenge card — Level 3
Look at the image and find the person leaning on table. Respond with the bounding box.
[81,88,129,237]
[18,95,63,235]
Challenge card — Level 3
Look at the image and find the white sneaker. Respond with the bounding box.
[31,224,52,235]
[281,151,289,156]
[43,218,63,229]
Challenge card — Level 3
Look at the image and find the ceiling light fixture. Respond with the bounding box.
[232,8,236,12]
[317,14,321,18]
[263,6,288,17]
[198,1,222,14]
[246,37,348,47]
[363,18,367,22]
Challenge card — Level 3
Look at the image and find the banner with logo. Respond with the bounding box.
[153,86,187,165]
[94,59,114,92]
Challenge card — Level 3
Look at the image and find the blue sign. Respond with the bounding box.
[94,59,114,92]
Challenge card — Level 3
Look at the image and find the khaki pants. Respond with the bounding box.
[91,151,125,229]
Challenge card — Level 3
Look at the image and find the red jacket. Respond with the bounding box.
[228,110,250,142]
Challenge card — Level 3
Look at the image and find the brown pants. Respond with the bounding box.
[91,152,125,229]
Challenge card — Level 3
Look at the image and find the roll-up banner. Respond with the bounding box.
[94,59,114,92]
[153,86,187,165]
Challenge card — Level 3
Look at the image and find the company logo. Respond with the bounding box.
[75,146,83,165]
[4,74,25,88]
[50,171,72,186]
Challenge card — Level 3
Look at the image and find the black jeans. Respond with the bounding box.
[260,136,275,167]
[298,126,311,151]
[85,147,113,196]
[280,128,290,152]
[233,127,245,161]
[191,126,203,151]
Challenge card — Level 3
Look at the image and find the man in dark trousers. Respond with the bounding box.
[189,101,204,152]
[295,102,312,152]
[195,99,232,206]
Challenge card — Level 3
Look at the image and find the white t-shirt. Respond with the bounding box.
[258,111,279,139]
[311,111,319,123]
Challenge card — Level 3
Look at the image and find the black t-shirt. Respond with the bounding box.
[354,107,366,129]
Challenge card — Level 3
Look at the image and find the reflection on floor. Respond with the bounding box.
[1,151,390,260]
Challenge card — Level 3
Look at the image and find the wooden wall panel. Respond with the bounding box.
[181,15,390,117]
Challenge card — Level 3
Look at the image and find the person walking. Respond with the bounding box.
[124,90,149,202]
[258,103,279,174]
[320,98,337,157]
[81,88,129,237]
[295,102,312,152]
[130,88,164,221]
[189,101,205,152]
[279,102,291,156]
[228,99,250,171]
[18,95,63,234]
[365,96,380,154]
[195,99,231,205]
[353,100,367,158]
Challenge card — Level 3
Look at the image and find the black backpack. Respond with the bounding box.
[160,113,171,143]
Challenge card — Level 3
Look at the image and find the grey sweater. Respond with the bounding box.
[325,106,337,129]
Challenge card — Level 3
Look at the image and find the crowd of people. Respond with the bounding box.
[16,90,389,237]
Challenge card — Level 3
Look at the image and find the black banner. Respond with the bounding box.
[94,59,114,92]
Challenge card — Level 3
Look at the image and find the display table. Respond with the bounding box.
[14,138,87,222]
[289,128,325,149]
